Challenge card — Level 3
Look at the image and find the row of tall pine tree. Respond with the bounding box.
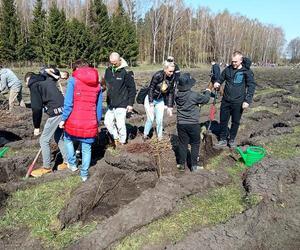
[0,0,138,66]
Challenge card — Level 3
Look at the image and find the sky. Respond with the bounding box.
[184,0,299,44]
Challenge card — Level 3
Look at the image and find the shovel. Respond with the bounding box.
[203,90,220,158]
[25,148,42,179]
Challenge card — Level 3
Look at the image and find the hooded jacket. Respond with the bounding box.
[175,87,211,124]
[104,58,136,109]
[149,70,176,107]
[0,68,22,92]
[219,57,256,104]
[28,74,64,129]
[63,67,101,138]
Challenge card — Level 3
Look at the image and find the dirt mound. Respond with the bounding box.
[67,169,231,250]
[167,158,300,250]
[58,160,157,229]
[0,156,32,183]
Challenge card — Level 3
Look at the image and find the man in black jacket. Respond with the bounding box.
[103,52,136,145]
[175,73,211,172]
[214,51,256,148]
[25,68,68,177]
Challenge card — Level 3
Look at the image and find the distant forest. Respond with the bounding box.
[0,0,299,66]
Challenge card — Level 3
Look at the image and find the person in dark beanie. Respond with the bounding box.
[24,67,68,177]
[175,73,211,172]
[214,51,256,148]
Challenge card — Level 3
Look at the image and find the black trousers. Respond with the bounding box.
[219,100,243,141]
[177,123,200,166]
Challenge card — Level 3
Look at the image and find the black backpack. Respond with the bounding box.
[136,84,149,104]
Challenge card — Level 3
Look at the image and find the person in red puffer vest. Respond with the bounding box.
[59,59,102,182]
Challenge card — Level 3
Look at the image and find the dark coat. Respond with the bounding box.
[28,74,64,128]
[149,70,175,107]
[219,57,256,104]
[104,66,136,109]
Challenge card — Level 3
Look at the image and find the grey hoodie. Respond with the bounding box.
[0,68,22,92]
[175,89,211,124]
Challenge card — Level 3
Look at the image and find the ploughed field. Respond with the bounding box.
[0,67,299,250]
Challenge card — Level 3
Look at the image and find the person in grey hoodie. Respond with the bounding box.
[175,73,211,172]
[0,66,25,111]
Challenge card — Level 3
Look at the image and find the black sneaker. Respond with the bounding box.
[176,164,185,172]
[215,140,228,149]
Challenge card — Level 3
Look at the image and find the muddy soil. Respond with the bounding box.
[167,158,300,250]
[0,67,300,250]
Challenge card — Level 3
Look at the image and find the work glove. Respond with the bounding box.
[242,102,249,109]
[167,107,173,117]
[33,128,40,136]
[59,121,65,129]
[213,82,220,89]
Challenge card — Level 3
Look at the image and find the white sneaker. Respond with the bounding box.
[67,163,78,172]
[81,176,88,182]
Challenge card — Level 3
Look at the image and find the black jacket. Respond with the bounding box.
[219,58,256,104]
[210,63,221,83]
[149,70,175,107]
[28,74,64,128]
[104,66,136,109]
[175,89,211,124]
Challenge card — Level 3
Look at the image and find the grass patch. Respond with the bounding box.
[245,106,282,116]
[115,160,251,250]
[115,185,247,250]
[262,127,300,159]
[285,95,300,103]
[205,152,227,171]
[0,176,97,249]
[254,87,287,97]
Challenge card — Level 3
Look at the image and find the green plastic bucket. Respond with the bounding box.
[236,146,266,167]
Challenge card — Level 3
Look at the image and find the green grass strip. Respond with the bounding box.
[0,176,96,249]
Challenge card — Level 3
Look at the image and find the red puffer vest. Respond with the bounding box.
[65,67,100,138]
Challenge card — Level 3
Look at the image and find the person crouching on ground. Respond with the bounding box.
[25,68,68,177]
[59,59,102,182]
[0,65,25,112]
[175,73,211,172]
[143,60,175,141]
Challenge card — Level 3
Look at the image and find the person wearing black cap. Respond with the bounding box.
[175,73,211,172]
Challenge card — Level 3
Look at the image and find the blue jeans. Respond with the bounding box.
[144,95,165,138]
[64,136,92,177]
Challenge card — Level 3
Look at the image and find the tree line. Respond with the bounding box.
[0,0,138,66]
[0,0,298,66]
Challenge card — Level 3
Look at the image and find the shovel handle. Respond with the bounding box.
[25,148,42,178]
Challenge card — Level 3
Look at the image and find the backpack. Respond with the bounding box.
[136,84,149,104]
